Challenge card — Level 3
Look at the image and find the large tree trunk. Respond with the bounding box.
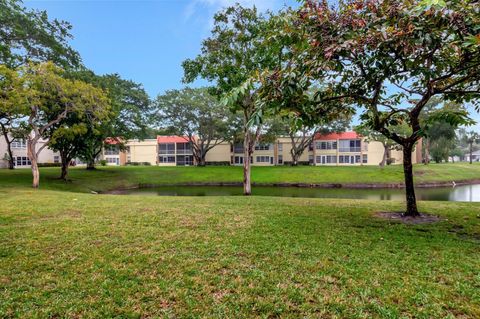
[60,157,69,180]
[403,144,419,217]
[290,150,299,166]
[27,140,40,188]
[243,134,252,196]
[0,124,15,169]
[379,144,387,167]
[86,160,96,170]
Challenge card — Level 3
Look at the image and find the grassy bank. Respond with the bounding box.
[0,188,479,317]
[1,163,480,193]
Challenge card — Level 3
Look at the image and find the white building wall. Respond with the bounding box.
[0,134,58,168]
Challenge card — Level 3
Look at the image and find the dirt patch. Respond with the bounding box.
[375,212,442,224]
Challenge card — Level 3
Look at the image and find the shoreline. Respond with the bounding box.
[101,178,480,194]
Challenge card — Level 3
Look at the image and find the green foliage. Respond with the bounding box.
[257,0,480,214]
[99,160,107,166]
[0,0,80,67]
[64,70,151,168]
[154,87,235,164]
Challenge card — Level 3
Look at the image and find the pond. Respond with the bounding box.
[111,184,480,202]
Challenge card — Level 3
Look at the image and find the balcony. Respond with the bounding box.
[339,147,361,153]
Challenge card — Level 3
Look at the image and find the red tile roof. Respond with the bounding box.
[104,137,123,145]
[156,135,191,143]
[314,131,360,140]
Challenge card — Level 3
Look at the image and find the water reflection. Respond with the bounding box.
[116,184,480,202]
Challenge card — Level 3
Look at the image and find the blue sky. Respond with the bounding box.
[24,0,298,97]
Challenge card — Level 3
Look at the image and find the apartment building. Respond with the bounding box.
[0,131,421,168]
[0,136,59,169]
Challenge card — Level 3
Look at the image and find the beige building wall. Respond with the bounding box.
[365,141,385,166]
[277,137,311,164]
[205,142,231,163]
[0,135,58,168]
[126,139,158,165]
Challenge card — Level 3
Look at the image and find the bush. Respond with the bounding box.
[100,160,107,166]
[37,163,62,167]
[205,161,231,166]
[283,161,310,166]
[126,162,151,166]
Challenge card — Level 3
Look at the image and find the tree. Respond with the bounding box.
[1,0,80,170]
[0,64,26,169]
[68,70,151,169]
[155,87,234,166]
[269,115,350,166]
[21,62,108,188]
[0,0,80,68]
[47,101,110,180]
[355,125,406,167]
[428,121,456,163]
[262,0,479,216]
[462,131,480,164]
[183,5,277,194]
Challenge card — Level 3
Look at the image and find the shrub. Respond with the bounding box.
[205,161,231,166]
[37,163,62,167]
[100,160,107,166]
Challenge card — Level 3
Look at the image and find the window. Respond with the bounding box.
[362,154,368,164]
[176,142,192,155]
[355,155,361,163]
[54,156,60,163]
[256,156,270,163]
[316,155,337,164]
[177,155,193,166]
[159,156,175,163]
[278,143,283,152]
[315,141,337,150]
[159,143,175,155]
[14,156,31,166]
[278,155,283,165]
[339,139,361,152]
[339,155,350,164]
[309,155,314,164]
[106,157,119,164]
[233,144,244,153]
[11,139,26,149]
[255,144,271,151]
[104,145,119,155]
[234,156,243,164]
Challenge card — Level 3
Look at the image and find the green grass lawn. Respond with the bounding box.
[0,188,479,318]
[1,162,480,193]
[1,165,480,317]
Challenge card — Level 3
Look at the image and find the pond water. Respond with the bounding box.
[113,184,480,202]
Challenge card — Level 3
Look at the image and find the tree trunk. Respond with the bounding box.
[403,144,419,217]
[379,144,387,167]
[27,140,40,188]
[198,156,206,167]
[86,160,96,170]
[243,134,252,196]
[291,151,299,166]
[470,143,473,164]
[60,158,69,180]
[0,124,15,169]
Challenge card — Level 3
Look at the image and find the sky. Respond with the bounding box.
[23,0,480,130]
[24,0,298,98]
